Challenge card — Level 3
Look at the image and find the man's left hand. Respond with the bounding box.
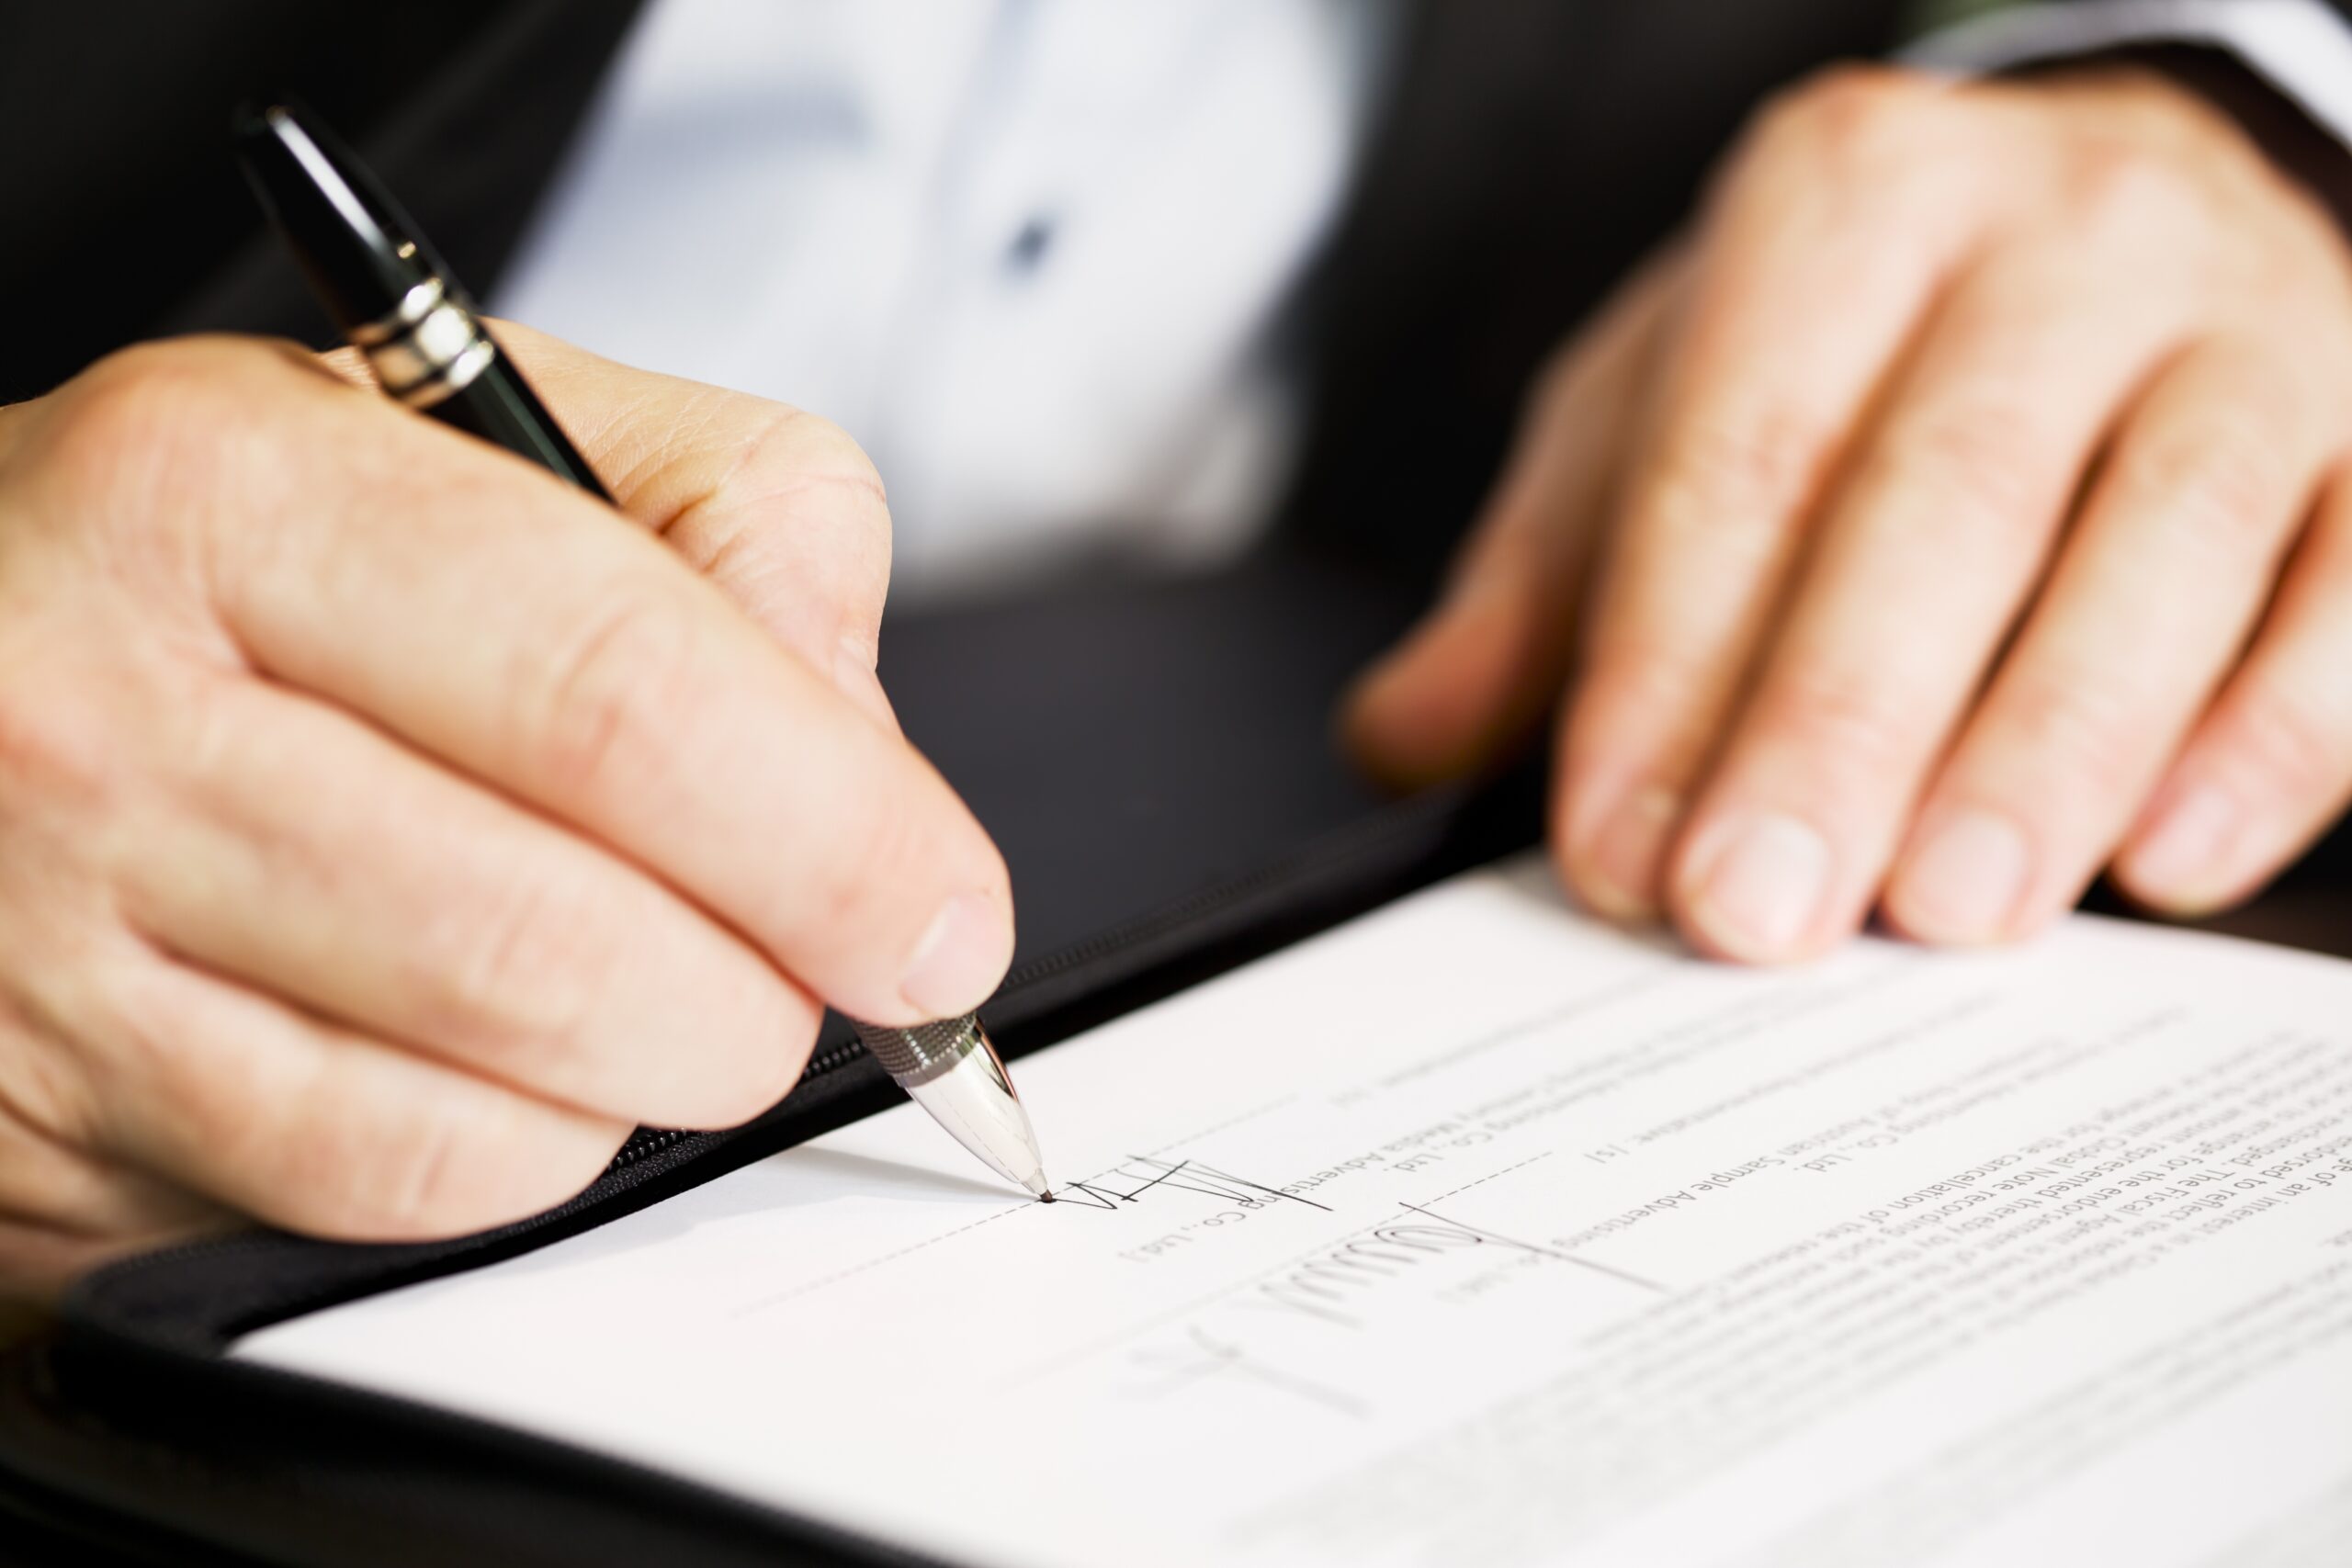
[1349,64,2352,961]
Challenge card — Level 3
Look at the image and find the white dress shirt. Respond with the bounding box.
[495,0,2352,603]
[1914,0,2352,141]
[496,0,1400,601]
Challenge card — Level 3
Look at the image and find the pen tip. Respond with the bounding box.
[1026,1172,1056,1202]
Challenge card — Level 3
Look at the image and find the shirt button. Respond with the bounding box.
[1003,215,1056,276]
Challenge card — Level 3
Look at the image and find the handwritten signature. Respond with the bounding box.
[1052,1156,1333,1214]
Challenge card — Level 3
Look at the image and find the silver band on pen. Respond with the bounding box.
[854,1015,1054,1199]
[353,274,498,407]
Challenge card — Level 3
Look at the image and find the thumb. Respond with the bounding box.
[1342,255,1681,790]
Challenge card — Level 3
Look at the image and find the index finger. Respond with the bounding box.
[1551,71,2006,919]
[198,340,1011,1028]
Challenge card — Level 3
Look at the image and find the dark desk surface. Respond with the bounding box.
[2168,886,2350,959]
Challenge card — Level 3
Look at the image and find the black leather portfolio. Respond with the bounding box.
[0,545,1539,1567]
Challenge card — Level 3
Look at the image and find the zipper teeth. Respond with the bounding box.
[605,1127,694,1170]
[605,1038,868,1171]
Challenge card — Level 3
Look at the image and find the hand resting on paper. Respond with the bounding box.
[0,327,1011,1299]
[1350,65,2352,963]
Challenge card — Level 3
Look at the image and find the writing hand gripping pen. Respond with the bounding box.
[235,98,1053,1201]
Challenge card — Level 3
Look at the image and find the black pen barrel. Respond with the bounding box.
[429,362,612,501]
[234,96,609,502]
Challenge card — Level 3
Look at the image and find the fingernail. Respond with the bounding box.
[1360,591,1478,696]
[1684,812,1830,960]
[899,893,1010,1018]
[1579,786,1681,920]
[1897,807,2031,943]
[2126,784,2238,898]
[1341,645,1410,719]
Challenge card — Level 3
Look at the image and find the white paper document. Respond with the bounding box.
[240,855,2352,1567]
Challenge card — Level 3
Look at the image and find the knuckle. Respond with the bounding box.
[741,407,890,529]
[153,666,254,800]
[28,341,329,600]
[788,412,888,506]
[0,992,104,1156]
[43,340,293,488]
[1566,638,1739,785]
[2270,184,2352,292]
[83,968,267,1189]
[2120,414,2287,553]
[1646,407,1830,534]
[55,344,229,444]
[1883,398,2059,531]
[283,1062,525,1239]
[1577,637,1715,731]
[266,1088,472,1240]
[2065,143,2197,239]
[427,866,608,1066]
[1997,671,2145,791]
[0,663,114,805]
[381,1100,624,1238]
[1747,667,1921,780]
[71,963,479,1239]
[1763,64,1931,164]
[362,1100,482,1236]
[776,412,892,601]
[2213,679,2349,807]
[525,586,703,803]
[317,1086,611,1241]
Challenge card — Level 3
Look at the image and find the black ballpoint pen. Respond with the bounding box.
[232,99,1054,1201]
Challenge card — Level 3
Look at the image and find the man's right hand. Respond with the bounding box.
[0,330,1013,1301]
